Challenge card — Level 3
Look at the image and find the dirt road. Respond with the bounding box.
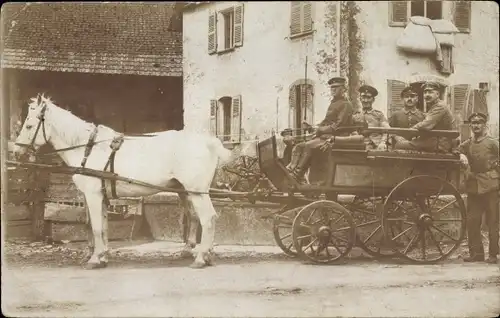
[2,240,499,317]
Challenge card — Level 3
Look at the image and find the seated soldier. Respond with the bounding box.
[388,85,425,143]
[393,81,455,153]
[352,85,390,150]
[286,77,354,183]
[280,128,296,166]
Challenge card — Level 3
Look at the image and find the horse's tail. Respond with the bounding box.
[208,136,233,167]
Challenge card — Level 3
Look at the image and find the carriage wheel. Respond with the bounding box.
[272,206,302,257]
[381,175,466,264]
[292,200,356,264]
[349,196,398,259]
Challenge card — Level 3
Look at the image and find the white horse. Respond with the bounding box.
[13,94,233,269]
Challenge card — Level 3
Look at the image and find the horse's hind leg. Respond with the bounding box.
[179,193,198,259]
[188,194,217,268]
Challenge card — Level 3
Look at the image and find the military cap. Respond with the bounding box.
[421,81,444,91]
[401,86,418,97]
[328,77,346,87]
[468,112,488,123]
[359,85,378,97]
[280,128,293,137]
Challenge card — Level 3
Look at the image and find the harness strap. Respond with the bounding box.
[102,134,125,202]
[80,126,99,168]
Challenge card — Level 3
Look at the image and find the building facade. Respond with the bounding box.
[182,1,499,144]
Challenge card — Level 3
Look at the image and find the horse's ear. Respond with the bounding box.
[36,94,42,105]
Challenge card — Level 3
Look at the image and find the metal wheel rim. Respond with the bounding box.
[381,175,466,264]
[292,200,356,264]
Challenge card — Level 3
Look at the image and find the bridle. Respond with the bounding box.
[14,101,49,154]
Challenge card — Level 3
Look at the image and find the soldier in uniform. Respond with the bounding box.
[286,77,354,182]
[280,128,295,166]
[394,81,455,152]
[352,85,390,150]
[458,112,499,264]
[389,86,425,142]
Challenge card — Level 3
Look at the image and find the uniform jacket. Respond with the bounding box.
[389,107,426,141]
[459,135,500,194]
[409,100,455,152]
[318,97,354,137]
[353,108,390,148]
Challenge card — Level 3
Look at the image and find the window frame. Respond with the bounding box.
[290,1,314,39]
[208,4,244,55]
[209,95,243,146]
[389,0,445,27]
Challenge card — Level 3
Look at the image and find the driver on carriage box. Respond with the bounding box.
[286,77,354,183]
[352,85,390,150]
[393,81,455,152]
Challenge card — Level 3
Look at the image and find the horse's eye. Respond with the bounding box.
[26,125,33,129]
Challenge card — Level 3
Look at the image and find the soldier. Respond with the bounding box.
[286,77,354,182]
[393,81,455,152]
[352,85,390,150]
[458,112,499,264]
[280,128,295,166]
[389,85,426,143]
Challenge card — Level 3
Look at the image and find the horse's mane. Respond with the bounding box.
[36,95,99,147]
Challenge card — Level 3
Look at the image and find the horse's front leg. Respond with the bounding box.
[83,191,109,269]
[179,193,197,259]
[81,203,95,265]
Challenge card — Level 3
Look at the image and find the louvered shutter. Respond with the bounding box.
[217,101,225,140]
[453,1,471,33]
[472,89,488,116]
[289,85,297,135]
[208,10,217,54]
[387,80,406,118]
[389,1,408,27]
[302,2,313,33]
[210,99,218,136]
[231,95,242,143]
[301,84,314,123]
[290,2,302,36]
[450,84,471,139]
[440,45,453,74]
[233,4,244,47]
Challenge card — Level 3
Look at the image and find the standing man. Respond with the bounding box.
[394,81,455,152]
[286,77,354,182]
[459,112,499,264]
[352,85,390,150]
[389,85,426,142]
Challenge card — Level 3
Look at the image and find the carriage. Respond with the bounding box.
[255,126,466,264]
[9,94,467,268]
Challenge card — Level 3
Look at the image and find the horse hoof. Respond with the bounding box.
[83,262,108,270]
[180,250,194,259]
[189,261,206,269]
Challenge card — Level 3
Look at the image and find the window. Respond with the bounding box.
[208,4,244,54]
[290,2,313,38]
[453,1,471,33]
[389,1,456,27]
[210,95,242,144]
[289,81,314,135]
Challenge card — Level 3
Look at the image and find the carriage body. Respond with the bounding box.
[257,128,466,265]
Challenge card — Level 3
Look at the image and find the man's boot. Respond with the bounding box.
[286,145,302,171]
[463,253,484,262]
[292,151,312,184]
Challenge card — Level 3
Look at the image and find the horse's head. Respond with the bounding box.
[13,94,53,160]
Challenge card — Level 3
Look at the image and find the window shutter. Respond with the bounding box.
[301,84,314,123]
[302,2,313,33]
[389,1,408,27]
[472,89,488,117]
[231,95,242,143]
[440,45,453,74]
[290,2,302,36]
[208,10,217,54]
[210,99,218,136]
[450,84,471,119]
[387,80,406,118]
[289,85,297,134]
[453,1,471,33]
[217,101,224,140]
[233,4,244,47]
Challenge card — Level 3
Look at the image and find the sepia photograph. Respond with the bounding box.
[1,1,499,317]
